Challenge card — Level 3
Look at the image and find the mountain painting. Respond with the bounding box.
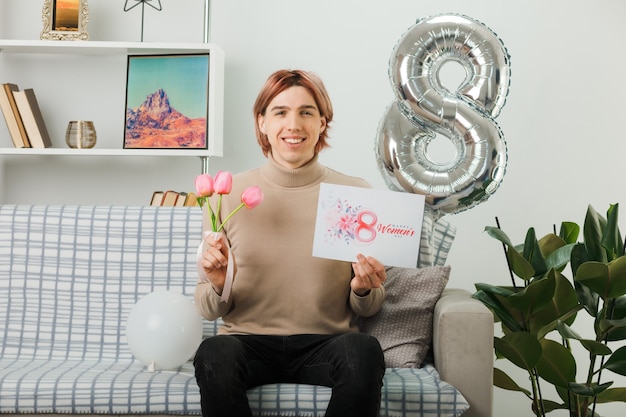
[124,54,210,149]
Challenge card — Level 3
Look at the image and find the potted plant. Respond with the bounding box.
[473,204,626,416]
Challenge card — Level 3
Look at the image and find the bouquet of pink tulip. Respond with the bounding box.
[194,171,264,232]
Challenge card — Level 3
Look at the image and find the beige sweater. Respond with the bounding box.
[195,155,385,335]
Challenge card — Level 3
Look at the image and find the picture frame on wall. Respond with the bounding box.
[123,54,211,150]
[41,0,89,41]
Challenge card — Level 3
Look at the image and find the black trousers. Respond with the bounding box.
[193,332,385,417]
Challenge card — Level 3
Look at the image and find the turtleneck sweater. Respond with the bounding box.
[195,155,385,335]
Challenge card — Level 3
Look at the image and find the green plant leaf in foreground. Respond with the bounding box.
[536,339,576,388]
[507,247,536,281]
[473,285,524,333]
[484,225,538,281]
[508,273,556,317]
[602,203,624,260]
[595,387,626,403]
[583,205,607,263]
[559,221,580,245]
[530,270,580,336]
[576,257,626,300]
[602,345,626,377]
[568,381,612,397]
[494,332,542,371]
[493,367,532,397]
[557,321,612,356]
[523,227,548,277]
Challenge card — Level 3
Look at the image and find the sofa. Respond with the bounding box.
[0,205,493,417]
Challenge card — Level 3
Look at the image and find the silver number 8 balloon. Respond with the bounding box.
[376,14,511,217]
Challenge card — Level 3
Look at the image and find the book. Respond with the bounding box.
[0,83,29,148]
[161,190,179,206]
[174,192,188,206]
[184,191,199,207]
[150,191,165,206]
[13,89,52,148]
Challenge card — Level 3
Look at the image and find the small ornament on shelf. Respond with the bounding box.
[123,0,163,42]
[41,0,90,41]
[65,120,97,149]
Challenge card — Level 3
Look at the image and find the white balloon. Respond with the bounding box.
[126,290,203,371]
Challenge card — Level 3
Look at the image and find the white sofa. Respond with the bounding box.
[0,205,493,417]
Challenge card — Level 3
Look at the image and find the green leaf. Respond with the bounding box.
[603,203,624,260]
[559,221,580,245]
[599,316,626,342]
[523,228,548,277]
[536,339,576,388]
[571,243,591,282]
[472,287,524,333]
[568,381,612,397]
[605,296,626,341]
[507,247,536,281]
[538,233,566,259]
[576,258,626,300]
[574,280,601,318]
[584,205,608,263]
[493,367,532,397]
[544,243,576,273]
[557,321,612,355]
[508,273,556,317]
[535,305,583,341]
[485,225,515,247]
[531,270,580,336]
[484,225,536,281]
[532,399,567,414]
[602,345,626,376]
[595,387,626,403]
[494,333,542,372]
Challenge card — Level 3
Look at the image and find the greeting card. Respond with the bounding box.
[312,183,425,268]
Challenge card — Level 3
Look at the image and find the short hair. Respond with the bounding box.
[253,69,333,156]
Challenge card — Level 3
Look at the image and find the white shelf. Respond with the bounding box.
[0,39,219,56]
[0,39,225,160]
[0,147,212,157]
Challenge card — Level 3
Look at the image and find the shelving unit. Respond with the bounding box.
[0,39,224,171]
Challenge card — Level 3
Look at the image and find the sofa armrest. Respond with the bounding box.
[433,288,494,417]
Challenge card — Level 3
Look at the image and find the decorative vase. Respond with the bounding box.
[65,120,96,149]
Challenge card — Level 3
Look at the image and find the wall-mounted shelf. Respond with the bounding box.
[0,147,213,157]
[0,39,224,165]
[0,39,220,57]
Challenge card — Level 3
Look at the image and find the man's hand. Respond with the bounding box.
[351,254,386,296]
[200,232,231,295]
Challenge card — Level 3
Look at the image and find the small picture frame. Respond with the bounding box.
[123,54,211,150]
[41,0,89,41]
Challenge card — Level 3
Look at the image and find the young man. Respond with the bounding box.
[194,69,386,417]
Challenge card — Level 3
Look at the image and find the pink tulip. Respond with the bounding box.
[241,186,264,209]
[213,171,233,195]
[195,174,214,197]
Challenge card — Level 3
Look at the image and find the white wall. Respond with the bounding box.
[2,1,625,416]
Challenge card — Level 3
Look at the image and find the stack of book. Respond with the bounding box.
[150,190,199,206]
[0,83,52,148]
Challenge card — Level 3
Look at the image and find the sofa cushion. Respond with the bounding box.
[357,266,451,367]
[0,359,467,417]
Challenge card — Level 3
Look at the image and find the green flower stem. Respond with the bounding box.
[216,203,245,233]
[205,198,218,232]
[216,194,223,228]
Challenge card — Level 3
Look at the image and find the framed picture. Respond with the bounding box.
[123,54,211,150]
[41,0,89,41]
